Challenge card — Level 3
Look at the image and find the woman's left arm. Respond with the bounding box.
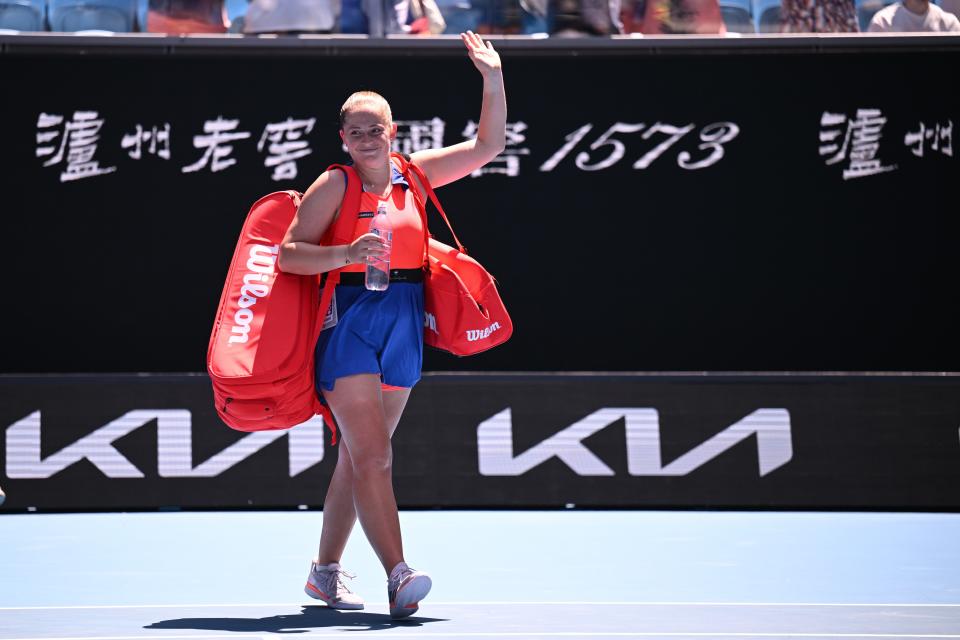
[410,31,506,188]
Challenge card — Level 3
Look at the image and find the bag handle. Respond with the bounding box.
[392,152,468,255]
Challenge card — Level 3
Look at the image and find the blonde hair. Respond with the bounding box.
[339,91,393,129]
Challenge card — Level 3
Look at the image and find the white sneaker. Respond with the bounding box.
[388,561,432,619]
[304,561,364,610]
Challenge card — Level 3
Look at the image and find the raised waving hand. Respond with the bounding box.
[461,30,501,77]
[409,32,506,189]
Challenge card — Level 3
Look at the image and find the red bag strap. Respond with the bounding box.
[322,163,364,246]
[314,163,362,323]
[309,164,363,445]
[391,152,467,256]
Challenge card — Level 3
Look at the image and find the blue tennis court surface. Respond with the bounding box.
[2,511,959,638]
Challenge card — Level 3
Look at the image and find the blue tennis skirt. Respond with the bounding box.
[314,281,425,393]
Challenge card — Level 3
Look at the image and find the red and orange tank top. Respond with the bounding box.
[340,161,425,273]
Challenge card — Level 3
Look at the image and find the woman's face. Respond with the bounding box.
[340,106,397,170]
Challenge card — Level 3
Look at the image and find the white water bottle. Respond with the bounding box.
[365,201,393,291]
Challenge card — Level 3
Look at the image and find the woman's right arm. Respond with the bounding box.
[278,169,352,275]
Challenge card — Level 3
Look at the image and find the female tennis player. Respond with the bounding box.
[277,31,505,619]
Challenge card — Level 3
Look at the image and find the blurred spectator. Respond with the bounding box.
[620,0,645,31]
[520,0,550,32]
[551,0,623,34]
[243,0,339,33]
[397,0,447,33]
[350,0,405,35]
[147,0,228,33]
[781,0,858,31]
[637,0,725,32]
[337,0,370,32]
[474,0,523,33]
[867,0,960,30]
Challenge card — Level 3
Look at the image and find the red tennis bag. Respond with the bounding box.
[398,156,513,356]
[207,169,362,441]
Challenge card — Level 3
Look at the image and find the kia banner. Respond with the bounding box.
[1,373,958,511]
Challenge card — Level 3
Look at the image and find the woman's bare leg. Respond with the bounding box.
[320,374,412,575]
[315,386,410,564]
[315,441,358,564]
[382,386,413,438]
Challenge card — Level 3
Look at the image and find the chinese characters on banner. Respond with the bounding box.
[819,109,954,180]
[35,111,748,184]
[36,111,117,182]
[463,120,531,177]
[904,120,953,159]
[34,111,748,185]
[122,124,172,160]
[35,113,321,184]
[182,117,252,174]
[394,118,445,156]
[33,109,958,185]
[258,118,317,181]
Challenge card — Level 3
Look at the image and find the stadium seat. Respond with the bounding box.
[0,0,45,30]
[753,0,782,31]
[48,0,137,31]
[720,0,754,32]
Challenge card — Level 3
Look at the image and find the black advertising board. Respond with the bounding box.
[1,373,958,511]
[0,37,958,374]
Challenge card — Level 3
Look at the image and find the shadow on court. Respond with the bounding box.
[145,605,448,633]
